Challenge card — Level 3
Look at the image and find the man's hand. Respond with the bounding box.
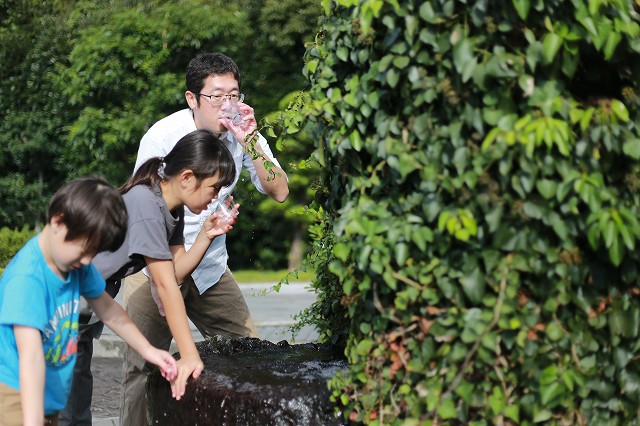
[219,101,257,147]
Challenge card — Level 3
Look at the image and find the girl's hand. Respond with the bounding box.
[170,354,205,400]
[201,201,240,239]
[142,348,178,381]
[219,102,257,147]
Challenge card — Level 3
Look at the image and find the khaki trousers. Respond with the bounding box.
[119,269,258,426]
[0,382,59,426]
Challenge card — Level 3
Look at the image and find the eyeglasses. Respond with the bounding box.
[196,92,245,105]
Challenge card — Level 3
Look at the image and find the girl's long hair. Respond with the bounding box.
[120,129,236,194]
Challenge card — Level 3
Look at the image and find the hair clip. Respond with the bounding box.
[157,159,166,179]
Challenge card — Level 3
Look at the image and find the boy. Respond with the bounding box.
[0,177,177,426]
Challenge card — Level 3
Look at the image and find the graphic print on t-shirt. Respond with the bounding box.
[43,299,80,366]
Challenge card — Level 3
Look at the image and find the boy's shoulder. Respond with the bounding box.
[0,237,44,283]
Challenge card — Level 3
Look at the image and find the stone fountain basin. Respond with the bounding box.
[146,336,348,425]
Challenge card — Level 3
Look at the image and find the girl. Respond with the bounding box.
[64,129,238,422]
[100,128,238,400]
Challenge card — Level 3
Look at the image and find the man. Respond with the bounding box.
[120,52,288,425]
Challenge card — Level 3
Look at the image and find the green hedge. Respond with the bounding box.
[298,0,640,424]
[0,226,37,272]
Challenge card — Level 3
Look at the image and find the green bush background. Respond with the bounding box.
[297,0,640,424]
[0,227,37,274]
[0,0,322,271]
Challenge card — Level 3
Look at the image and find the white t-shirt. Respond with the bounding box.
[135,108,285,294]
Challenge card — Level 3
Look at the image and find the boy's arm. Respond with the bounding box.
[86,293,177,381]
[14,325,45,425]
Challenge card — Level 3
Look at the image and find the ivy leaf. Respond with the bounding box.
[608,302,639,337]
[611,99,630,122]
[603,31,622,60]
[459,269,485,304]
[608,236,624,266]
[512,0,530,20]
[436,396,457,419]
[393,56,410,68]
[488,386,505,415]
[356,338,375,356]
[542,33,562,64]
[454,381,473,404]
[306,59,319,74]
[419,2,438,24]
[413,113,429,140]
[623,138,640,159]
[333,242,350,261]
[536,179,557,199]
[504,405,520,423]
[523,201,544,219]
[453,38,474,74]
[386,68,400,88]
[336,46,349,62]
[533,408,553,422]
[540,382,565,407]
[395,242,409,266]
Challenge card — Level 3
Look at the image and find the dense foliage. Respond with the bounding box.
[299,0,640,424]
[0,0,321,270]
[0,227,37,271]
[0,0,73,228]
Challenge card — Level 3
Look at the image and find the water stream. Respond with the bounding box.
[147,336,348,425]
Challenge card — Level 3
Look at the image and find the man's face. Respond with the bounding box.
[187,73,240,136]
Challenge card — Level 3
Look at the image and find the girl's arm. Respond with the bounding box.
[145,257,204,399]
[86,293,177,382]
[14,325,45,425]
[172,212,237,284]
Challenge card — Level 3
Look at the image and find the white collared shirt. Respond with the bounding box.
[134,108,284,294]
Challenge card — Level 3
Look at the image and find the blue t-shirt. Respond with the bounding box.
[0,236,105,414]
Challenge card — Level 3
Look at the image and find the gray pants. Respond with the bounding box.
[120,269,258,426]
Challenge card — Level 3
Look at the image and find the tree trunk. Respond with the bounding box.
[287,225,305,271]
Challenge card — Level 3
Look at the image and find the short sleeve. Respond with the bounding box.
[128,218,174,260]
[168,207,185,247]
[125,187,175,261]
[79,264,106,299]
[0,275,48,331]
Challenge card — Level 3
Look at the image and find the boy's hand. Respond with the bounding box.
[170,354,204,400]
[143,348,178,381]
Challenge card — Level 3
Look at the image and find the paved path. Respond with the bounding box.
[91,282,318,425]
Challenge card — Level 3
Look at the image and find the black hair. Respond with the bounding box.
[186,52,241,107]
[46,177,128,254]
[120,129,236,195]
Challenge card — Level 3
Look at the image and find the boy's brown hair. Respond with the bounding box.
[46,177,127,254]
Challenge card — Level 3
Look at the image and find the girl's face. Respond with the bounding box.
[183,172,221,214]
